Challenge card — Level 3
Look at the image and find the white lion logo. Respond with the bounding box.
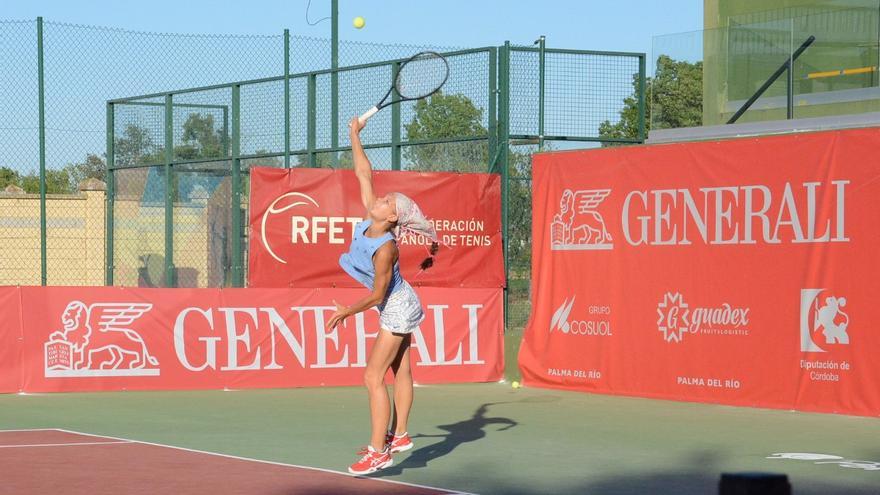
[550,189,613,250]
[45,301,157,375]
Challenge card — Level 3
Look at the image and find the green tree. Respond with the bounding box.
[403,91,488,172]
[113,113,226,168]
[295,151,353,169]
[599,55,703,144]
[64,153,106,189]
[115,124,161,167]
[0,154,105,195]
[176,113,225,160]
[0,167,21,190]
[246,152,284,168]
[20,168,72,194]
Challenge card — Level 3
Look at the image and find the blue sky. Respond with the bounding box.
[2,1,704,172]
[9,0,702,55]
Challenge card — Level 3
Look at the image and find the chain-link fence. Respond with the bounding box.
[0,19,645,382]
[0,18,454,286]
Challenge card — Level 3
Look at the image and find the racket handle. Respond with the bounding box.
[359,106,379,124]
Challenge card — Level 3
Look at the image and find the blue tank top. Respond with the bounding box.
[339,220,403,295]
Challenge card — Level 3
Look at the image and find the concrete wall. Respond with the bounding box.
[0,179,216,287]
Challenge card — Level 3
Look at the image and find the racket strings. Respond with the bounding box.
[395,53,449,100]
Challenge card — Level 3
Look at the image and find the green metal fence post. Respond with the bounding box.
[499,41,511,329]
[308,74,317,167]
[391,61,401,170]
[638,54,646,142]
[37,17,47,286]
[164,94,175,287]
[231,85,243,287]
[284,29,291,168]
[488,47,497,173]
[222,106,229,156]
[105,103,115,286]
[536,35,546,151]
[787,18,794,120]
[331,0,339,168]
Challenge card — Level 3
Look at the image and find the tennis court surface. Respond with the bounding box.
[2,383,879,494]
[0,428,466,494]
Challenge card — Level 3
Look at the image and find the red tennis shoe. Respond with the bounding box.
[348,445,393,475]
[386,432,414,454]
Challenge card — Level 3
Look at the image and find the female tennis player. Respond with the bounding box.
[328,117,438,475]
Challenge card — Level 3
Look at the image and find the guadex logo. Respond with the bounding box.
[44,301,159,377]
[656,292,689,343]
[550,189,613,250]
[800,289,850,353]
[549,296,612,336]
[260,191,362,264]
[656,292,750,343]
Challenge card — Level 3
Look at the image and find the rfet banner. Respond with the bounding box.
[248,167,504,288]
[10,286,502,393]
[519,128,880,417]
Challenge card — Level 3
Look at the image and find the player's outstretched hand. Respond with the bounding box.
[349,116,366,135]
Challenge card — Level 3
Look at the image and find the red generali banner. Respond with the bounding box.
[248,167,504,288]
[519,128,880,417]
[2,286,502,393]
[0,287,22,393]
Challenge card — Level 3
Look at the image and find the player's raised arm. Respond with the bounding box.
[349,117,375,213]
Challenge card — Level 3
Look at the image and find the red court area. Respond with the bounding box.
[0,429,462,495]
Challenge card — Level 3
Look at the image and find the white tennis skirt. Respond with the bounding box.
[379,281,425,335]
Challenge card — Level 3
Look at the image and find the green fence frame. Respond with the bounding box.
[104,42,646,330]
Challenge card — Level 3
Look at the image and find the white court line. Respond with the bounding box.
[0,428,60,433]
[53,428,477,495]
[0,440,133,449]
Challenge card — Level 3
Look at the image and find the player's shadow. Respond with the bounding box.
[377,402,517,475]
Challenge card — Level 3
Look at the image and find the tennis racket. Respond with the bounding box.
[359,51,449,124]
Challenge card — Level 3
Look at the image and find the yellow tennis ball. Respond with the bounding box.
[511,381,520,389]
[353,16,365,29]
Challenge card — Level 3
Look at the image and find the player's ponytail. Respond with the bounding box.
[419,241,440,272]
